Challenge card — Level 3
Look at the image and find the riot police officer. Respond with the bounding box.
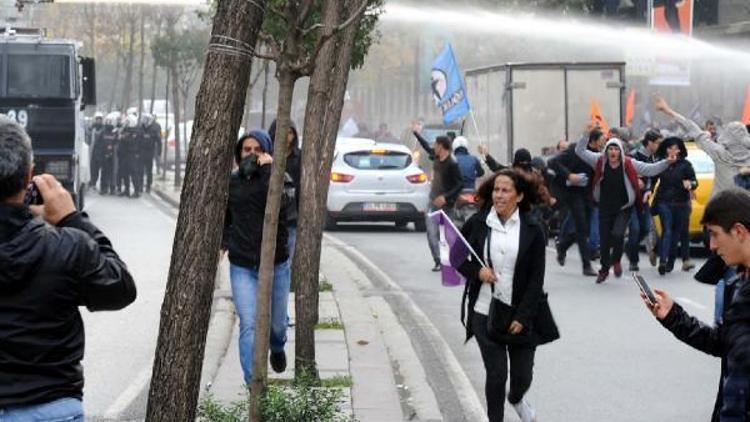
[118,114,142,198]
[88,112,104,190]
[98,114,118,195]
[138,114,159,194]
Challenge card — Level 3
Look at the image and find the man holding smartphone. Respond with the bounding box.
[0,115,136,420]
[643,189,750,421]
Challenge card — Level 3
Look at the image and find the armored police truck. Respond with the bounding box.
[0,27,96,209]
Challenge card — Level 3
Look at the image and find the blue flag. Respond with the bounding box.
[431,44,471,126]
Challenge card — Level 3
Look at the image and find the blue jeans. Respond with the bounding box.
[589,206,600,251]
[656,202,690,264]
[626,205,651,264]
[0,397,83,421]
[287,225,297,262]
[230,260,291,385]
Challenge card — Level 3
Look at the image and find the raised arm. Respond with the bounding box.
[655,96,729,162]
[575,134,599,168]
[632,158,669,177]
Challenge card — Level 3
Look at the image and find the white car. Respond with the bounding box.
[326,138,430,231]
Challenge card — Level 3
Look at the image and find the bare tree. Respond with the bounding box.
[144,0,267,420]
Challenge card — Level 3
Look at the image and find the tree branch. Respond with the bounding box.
[337,0,370,32]
[251,51,278,62]
[258,32,281,60]
[301,23,322,38]
[297,0,316,26]
[268,3,290,25]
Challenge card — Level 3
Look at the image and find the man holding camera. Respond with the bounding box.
[644,189,750,421]
[0,116,136,419]
[222,129,291,386]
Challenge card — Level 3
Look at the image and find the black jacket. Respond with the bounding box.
[660,274,750,421]
[653,159,698,205]
[0,205,136,407]
[458,209,547,343]
[547,141,595,197]
[285,148,301,224]
[223,166,289,269]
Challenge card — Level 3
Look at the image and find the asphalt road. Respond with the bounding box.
[331,221,719,422]
[77,191,177,421]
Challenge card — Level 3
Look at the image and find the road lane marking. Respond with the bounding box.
[324,233,487,422]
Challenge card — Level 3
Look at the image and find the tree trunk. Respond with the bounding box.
[108,54,121,113]
[249,64,297,421]
[261,60,270,128]
[149,18,163,114]
[138,6,146,116]
[144,0,266,420]
[293,0,341,379]
[171,65,182,187]
[293,0,367,378]
[122,12,136,111]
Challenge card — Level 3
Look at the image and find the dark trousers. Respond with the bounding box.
[140,152,154,191]
[626,205,651,264]
[557,193,592,268]
[599,209,630,271]
[100,156,115,194]
[131,153,143,194]
[90,157,101,187]
[472,313,535,422]
[655,202,691,263]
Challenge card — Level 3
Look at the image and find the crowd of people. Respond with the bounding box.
[87,109,162,199]
[407,95,750,422]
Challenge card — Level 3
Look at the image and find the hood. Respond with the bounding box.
[235,129,273,165]
[0,204,45,291]
[268,119,299,149]
[717,121,750,164]
[604,138,625,153]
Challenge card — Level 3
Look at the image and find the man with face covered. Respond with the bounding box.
[221,130,290,387]
[576,131,675,283]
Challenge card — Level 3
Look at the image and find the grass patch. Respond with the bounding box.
[321,375,353,388]
[319,280,334,292]
[315,319,344,330]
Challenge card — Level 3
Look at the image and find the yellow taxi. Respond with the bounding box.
[651,143,714,247]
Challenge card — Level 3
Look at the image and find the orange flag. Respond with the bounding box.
[590,98,610,134]
[742,86,750,124]
[625,89,636,126]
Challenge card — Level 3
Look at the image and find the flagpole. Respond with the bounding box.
[469,109,484,146]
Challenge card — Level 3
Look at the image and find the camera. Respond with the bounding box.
[238,153,261,180]
[23,182,43,206]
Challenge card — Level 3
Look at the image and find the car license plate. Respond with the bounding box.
[363,202,397,212]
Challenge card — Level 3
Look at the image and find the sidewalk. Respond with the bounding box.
[150,173,437,421]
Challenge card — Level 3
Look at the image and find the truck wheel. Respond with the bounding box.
[395,220,408,229]
[414,219,427,232]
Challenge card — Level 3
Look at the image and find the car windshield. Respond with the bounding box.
[344,151,412,170]
[6,54,72,99]
[687,150,715,175]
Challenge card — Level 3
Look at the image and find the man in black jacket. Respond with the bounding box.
[0,116,136,419]
[626,129,662,271]
[414,133,464,271]
[548,129,605,276]
[644,189,750,422]
[222,129,291,386]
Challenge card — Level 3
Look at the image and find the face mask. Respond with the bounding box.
[238,153,260,180]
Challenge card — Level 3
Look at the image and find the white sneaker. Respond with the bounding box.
[512,399,537,422]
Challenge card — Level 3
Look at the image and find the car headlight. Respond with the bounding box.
[45,160,71,181]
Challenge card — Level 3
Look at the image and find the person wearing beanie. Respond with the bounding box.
[222,129,291,386]
[576,129,674,283]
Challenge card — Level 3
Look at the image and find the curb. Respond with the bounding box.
[149,184,237,398]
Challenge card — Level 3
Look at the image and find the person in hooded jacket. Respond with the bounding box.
[576,131,674,283]
[0,115,136,420]
[651,136,698,275]
[221,129,290,386]
[452,136,484,190]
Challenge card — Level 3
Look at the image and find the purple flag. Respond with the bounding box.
[429,210,480,287]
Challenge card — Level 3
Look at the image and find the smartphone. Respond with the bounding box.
[23,182,43,206]
[632,273,657,306]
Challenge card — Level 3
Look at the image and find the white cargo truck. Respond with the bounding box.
[464,62,626,164]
